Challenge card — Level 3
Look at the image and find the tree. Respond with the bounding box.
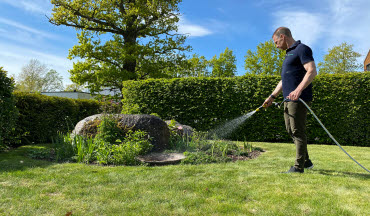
[16,59,64,92]
[187,54,210,77]
[0,67,18,150]
[42,69,64,92]
[244,40,285,75]
[209,47,236,77]
[49,0,191,98]
[172,54,210,77]
[65,83,86,92]
[318,42,362,74]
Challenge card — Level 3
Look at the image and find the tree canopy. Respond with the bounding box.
[318,42,362,74]
[49,0,190,98]
[175,48,237,78]
[209,47,236,77]
[16,59,64,92]
[244,40,285,75]
[185,54,210,77]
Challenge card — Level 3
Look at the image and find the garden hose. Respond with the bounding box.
[297,98,370,173]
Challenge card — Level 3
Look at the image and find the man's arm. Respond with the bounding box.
[287,61,317,101]
[271,80,283,98]
[262,80,282,107]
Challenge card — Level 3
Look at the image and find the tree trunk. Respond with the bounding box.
[123,14,138,80]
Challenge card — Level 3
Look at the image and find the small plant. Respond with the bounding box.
[95,139,112,165]
[52,132,75,162]
[95,114,128,144]
[73,135,96,163]
[99,96,122,114]
[109,130,152,165]
[27,148,54,161]
[46,129,152,166]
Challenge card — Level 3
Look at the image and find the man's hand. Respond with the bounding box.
[287,89,302,101]
[262,96,275,108]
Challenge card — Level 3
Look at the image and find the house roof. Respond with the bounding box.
[365,49,370,64]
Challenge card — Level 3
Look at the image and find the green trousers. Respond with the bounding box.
[284,101,310,170]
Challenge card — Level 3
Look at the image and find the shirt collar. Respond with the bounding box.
[287,40,301,51]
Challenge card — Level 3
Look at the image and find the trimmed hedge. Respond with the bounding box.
[13,92,103,145]
[122,73,370,146]
[0,67,18,150]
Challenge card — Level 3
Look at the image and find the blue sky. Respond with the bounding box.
[0,0,369,86]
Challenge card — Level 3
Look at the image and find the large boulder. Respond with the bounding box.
[165,120,194,137]
[72,114,170,151]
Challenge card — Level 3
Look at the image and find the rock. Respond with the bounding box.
[72,114,170,151]
[165,120,194,137]
[136,152,186,165]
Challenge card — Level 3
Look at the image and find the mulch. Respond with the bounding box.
[227,150,263,162]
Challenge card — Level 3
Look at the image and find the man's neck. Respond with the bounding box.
[286,38,296,49]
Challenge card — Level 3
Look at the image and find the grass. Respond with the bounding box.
[1,142,369,215]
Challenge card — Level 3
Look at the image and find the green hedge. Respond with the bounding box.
[0,67,18,150]
[13,92,103,145]
[122,73,370,146]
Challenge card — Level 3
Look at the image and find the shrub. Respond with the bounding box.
[110,130,152,165]
[122,73,370,146]
[49,117,152,165]
[52,132,75,162]
[95,114,129,144]
[0,67,18,151]
[13,92,103,145]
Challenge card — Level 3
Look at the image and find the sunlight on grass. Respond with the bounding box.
[0,142,369,215]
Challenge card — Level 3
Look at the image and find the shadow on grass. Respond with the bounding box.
[312,169,370,179]
[0,145,56,172]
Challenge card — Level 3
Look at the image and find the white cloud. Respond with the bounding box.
[272,11,324,47]
[272,0,370,62]
[0,0,52,15]
[0,17,58,40]
[325,0,370,56]
[0,42,73,84]
[178,17,213,37]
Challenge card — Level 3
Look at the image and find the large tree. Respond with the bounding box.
[244,40,285,75]
[188,54,209,77]
[16,59,64,92]
[318,42,362,74]
[209,47,236,77]
[65,83,86,92]
[49,0,191,98]
[175,54,210,77]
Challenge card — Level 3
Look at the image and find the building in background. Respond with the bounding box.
[365,50,370,71]
[41,88,119,100]
[41,91,93,100]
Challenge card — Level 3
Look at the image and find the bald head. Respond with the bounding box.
[273,27,292,38]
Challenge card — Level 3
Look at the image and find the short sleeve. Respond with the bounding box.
[298,45,314,65]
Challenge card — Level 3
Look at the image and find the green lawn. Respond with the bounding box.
[1,142,369,215]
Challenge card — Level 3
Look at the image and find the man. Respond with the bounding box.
[263,27,317,173]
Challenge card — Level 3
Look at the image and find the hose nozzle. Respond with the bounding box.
[255,104,266,112]
[256,102,280,112]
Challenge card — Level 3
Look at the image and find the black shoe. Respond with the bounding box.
[304,159,314,169]
[283,166,304,173]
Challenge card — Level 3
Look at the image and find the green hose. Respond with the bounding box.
[298,98,370,173]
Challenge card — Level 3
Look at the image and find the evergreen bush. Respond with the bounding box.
[0,67,18,151]
[13,92,103,145]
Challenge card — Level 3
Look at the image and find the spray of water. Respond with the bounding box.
[208,110,257,139]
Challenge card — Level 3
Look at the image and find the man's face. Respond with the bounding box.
[273,34,286,50]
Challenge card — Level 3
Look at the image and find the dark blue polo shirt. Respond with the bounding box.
[282,40,314,101]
